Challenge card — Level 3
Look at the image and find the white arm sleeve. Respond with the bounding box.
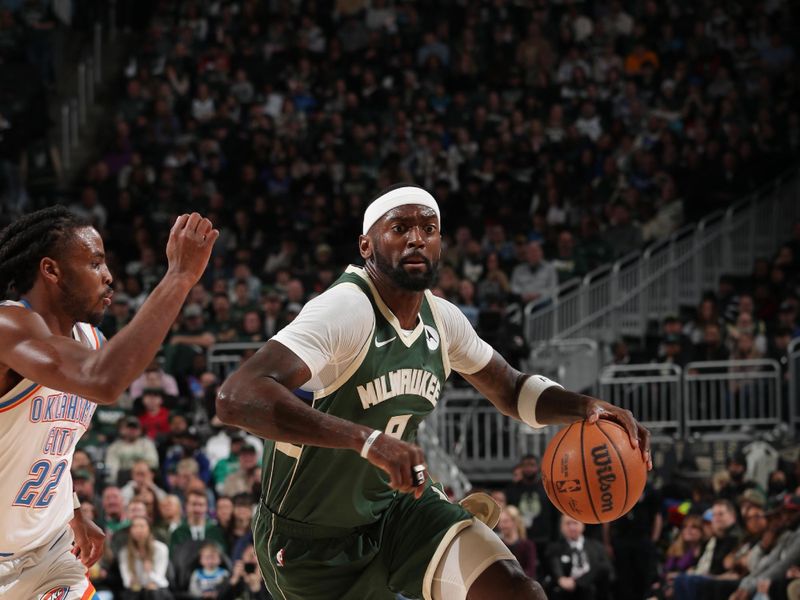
[432,297,494,375]
[272,284,375,391]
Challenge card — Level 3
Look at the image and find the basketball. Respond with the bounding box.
[541,419,647,524]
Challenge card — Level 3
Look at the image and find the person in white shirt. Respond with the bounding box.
[118,517,170,593]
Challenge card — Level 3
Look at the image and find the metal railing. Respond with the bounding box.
[59,22,106,171]
[524,172,800,343]
[428,389,555,483]
[433,359,785,481]
[789,338,800,431]
[598,363,682,437]
[207,342,264,380]
[529,338,600,394]
[683,359,782,435]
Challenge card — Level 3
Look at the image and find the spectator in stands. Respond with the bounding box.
[221,444,260,498]
[546,515,613,600]
[685,298,724,346]
[217,543,270,600]
[672,499,741,600]
[189,541,230,599]
[235,310,265,343]
[727,495,800,600]
[215,496,233,532]
[119,516,172,599]
[476,252,511,307]
[72,468,100,507]
[101,292,135,338]
[260,288,285,339]
[497,506,537,579]
[604,483,662,600]
[129,359,180,401]
[505,455,557,555]
[691,322,730,363]
[708,503,769,596]
[164,304,216,388]
[776,300,800,339]
[164,430,212,486]
[138,388,171,440]
[653,514,705,598]
[604,203,643,259]
[111,498,150,556]
[121,460,168,505]
[156,494,183,540]
[454,279,480,327]
[100,485,127,534]
[170,489,227,555]
[510,240,558,306]
[209,292,238,343]
[728,310,768,356]
[105,416,160,485]
[229,280,261,326]
[716,454,758,503]
[225,493,255,560]
[552,230,584,284]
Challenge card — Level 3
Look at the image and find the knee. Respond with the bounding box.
[469,560,545,600]
[508,574,546,600]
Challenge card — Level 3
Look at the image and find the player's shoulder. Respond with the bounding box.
[0,301,45,334]
[427,293,467,324]
[305,281,372,311]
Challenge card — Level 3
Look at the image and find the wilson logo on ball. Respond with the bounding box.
[591,444,616,513]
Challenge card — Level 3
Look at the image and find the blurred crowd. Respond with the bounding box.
[492,448,800,600]
[614,222,800,393]
[1,0,799,598]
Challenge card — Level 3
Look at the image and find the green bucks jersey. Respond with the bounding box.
[261,266,452,529]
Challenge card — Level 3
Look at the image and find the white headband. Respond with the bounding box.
[362,186,441,235]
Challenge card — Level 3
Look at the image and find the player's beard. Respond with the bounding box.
[374,249,439,291]
[59,280,106,326]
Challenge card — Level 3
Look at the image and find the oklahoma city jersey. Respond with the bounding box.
[0,300,102,558]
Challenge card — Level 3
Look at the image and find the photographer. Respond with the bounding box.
[218,544,271,600]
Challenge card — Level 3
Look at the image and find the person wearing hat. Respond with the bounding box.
[673,499,742,599]
[717,453,758,504]
[164,302,216,385]
[217,183,650,600]
[104,415,159,485]
[98,291,134,338]
[221,444,261,498]
[725,495,800,600]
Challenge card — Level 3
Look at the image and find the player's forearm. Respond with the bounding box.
[534,387,592,425]
[216,377,372,452]
[83,272,194,402]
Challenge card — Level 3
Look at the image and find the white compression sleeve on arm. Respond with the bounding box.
[517,375,564,428]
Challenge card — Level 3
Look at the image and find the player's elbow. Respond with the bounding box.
[216,376,248,426]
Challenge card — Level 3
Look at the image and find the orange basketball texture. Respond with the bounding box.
[541,420,647,524]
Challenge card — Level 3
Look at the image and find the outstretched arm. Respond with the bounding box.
[0,213,218,404]
[461,351,652,468]
[216,339,429,497]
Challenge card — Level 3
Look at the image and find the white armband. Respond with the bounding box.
[518,375,564,429]
[360,429,382,458]
[73,492,81,510]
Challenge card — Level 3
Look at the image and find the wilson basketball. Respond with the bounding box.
[541,419,647,524]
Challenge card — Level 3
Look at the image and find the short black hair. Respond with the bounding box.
[368,182,425,204]
[0,206,89,297]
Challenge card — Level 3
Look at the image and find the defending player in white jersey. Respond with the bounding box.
[0,207,218,599]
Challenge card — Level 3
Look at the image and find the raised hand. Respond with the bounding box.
[165,213,219,285]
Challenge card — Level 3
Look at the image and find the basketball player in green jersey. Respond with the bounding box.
[217,184,651,600]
